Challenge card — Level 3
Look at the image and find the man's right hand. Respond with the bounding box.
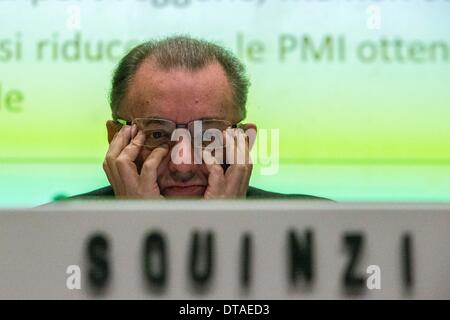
[103,124,168,198]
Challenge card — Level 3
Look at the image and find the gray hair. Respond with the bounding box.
[110,35,250,120]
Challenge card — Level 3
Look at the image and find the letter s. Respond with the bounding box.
[86,233,110,291]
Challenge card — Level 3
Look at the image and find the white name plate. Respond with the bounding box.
[0,201,449,299]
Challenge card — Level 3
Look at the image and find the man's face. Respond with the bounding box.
[106,58,242,197]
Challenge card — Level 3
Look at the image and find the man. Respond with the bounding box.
[72,36,327,200]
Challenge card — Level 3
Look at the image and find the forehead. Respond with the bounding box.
[118,58,239,123]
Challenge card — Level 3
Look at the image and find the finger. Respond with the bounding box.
[119,130,145,163]
[131,123,138,139]
[103,156,126,195]
[245,127,257,152]
[238,134,253,194]
[238,162,253,195]
[240,131,252,165]
[105,125,132,195]
[139,145,169,187]
[224,128,247,165]
[223,164,249,196]
[107,125,132,159]
[204,150,226,198]
[115,131,146,189]
[235,130,247,165]
[224,137,252,196]
[102,159,118,194]
[224,129,235,165]
[241,136,253,194]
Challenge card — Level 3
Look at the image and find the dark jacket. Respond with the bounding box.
[68,185,330,200]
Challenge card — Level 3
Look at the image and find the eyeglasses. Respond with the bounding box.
[114,117,240,149]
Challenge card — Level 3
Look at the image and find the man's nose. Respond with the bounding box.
[167,142,201,173]
[168,157,200,183]
[168,160,197,174]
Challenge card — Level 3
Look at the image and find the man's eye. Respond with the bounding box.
[150,131,165,139]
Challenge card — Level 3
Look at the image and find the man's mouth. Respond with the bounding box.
[162,185,206,197]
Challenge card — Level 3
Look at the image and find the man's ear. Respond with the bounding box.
[106,120,121,144]
[240,123,257,150]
